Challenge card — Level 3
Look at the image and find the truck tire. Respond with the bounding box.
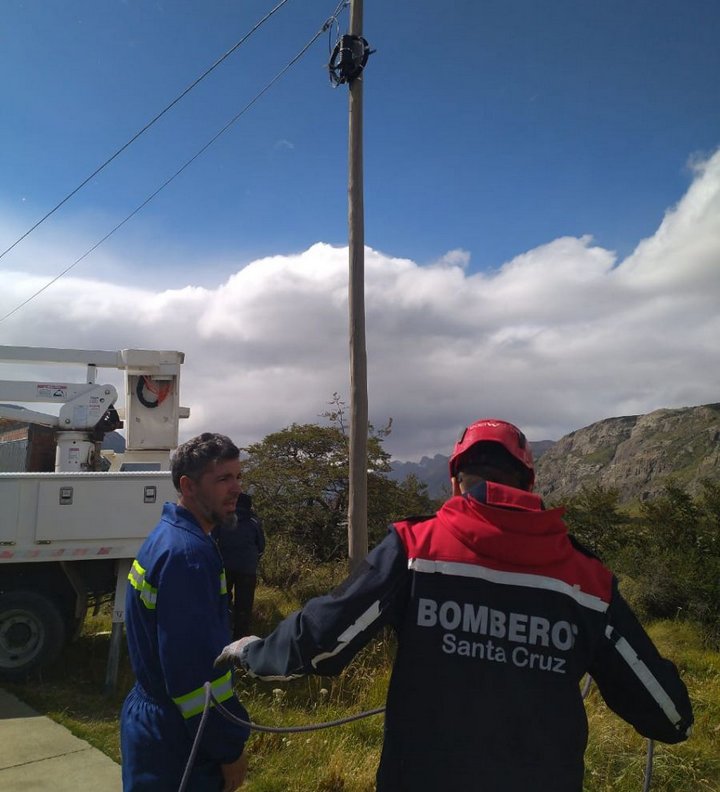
[0,590,66,681]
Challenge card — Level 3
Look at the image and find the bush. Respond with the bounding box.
[561,486,628,562]
[615,482,720,648]
[260,533,347,602]
[561,481,720,648]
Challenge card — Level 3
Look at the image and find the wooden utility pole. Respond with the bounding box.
[347,0,368,572]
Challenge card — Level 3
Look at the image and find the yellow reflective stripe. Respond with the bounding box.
[127,559,143,588]
[127,559,158,610]
[220,570,227,596]
[212,671,234,704]
[172,671,233,719]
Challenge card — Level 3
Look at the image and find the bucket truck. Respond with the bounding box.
[0,346,190,682]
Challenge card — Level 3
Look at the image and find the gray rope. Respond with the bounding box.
[177,683,214,792]
[179,676,654,791]
[212,691,385,733]
[178,681,385,791]
[643,739,655,792]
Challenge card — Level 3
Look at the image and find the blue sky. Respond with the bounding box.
[1,1,719,459]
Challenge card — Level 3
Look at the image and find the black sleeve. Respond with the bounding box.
[589,580,693,743]
[242,529,409,680]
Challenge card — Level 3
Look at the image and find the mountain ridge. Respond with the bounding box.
[389,441,555,500]
[389,403,720,503]
[535,403,720,503]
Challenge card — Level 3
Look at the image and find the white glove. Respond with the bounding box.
[215,635,261,668]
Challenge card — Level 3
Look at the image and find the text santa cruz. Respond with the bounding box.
[416,597,578,674]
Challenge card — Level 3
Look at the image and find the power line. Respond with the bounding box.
[0,6,346,325]
[0,0,294,262]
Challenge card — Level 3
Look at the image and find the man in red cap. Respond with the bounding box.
[217,418,692,792]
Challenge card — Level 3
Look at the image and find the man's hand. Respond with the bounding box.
[215,635,261,668]
[221,751,248,791]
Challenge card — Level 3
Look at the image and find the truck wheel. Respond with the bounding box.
[0,591,66,681]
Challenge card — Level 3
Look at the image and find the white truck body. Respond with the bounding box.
[0,346,188,682]
[0,471,175,558]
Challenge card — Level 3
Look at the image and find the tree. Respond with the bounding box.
[638,481,701,551]
[241,398,437,562]
[560,486,628,561]
[618,482,720,645]
[555,481,719,646]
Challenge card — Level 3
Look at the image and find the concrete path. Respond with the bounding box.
[0,687,122,791]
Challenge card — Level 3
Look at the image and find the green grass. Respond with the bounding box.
[582,620,720,792]
[3,591,719,791]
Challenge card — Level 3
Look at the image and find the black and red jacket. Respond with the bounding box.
[241,482,693,791]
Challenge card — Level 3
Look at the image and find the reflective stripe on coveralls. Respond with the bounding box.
[129,560,227,609]
[173,670,235,719]
[128,560,158,609]
[129,558,234,718]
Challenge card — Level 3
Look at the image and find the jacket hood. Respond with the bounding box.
[437,481,573,570]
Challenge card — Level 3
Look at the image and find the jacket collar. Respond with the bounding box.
[162,501,209,540]
[439,480,571,567]
[464,480,544,511]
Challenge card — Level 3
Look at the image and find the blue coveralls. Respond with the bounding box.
[121,503,250,791]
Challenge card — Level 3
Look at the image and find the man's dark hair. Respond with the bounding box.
[171,432,239,491]
[455,441,533,491]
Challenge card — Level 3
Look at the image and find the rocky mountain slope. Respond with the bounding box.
[535,403,720,504]
[390,404,720,504]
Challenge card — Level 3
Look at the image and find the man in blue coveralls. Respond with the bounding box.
[121,433,250,791]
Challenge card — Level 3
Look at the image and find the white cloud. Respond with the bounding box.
[433,249,471,269]
[1,150,719,461]
[273,139,295,151]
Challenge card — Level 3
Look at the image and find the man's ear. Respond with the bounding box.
[179,474,196,499]
[451,476,462,497]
